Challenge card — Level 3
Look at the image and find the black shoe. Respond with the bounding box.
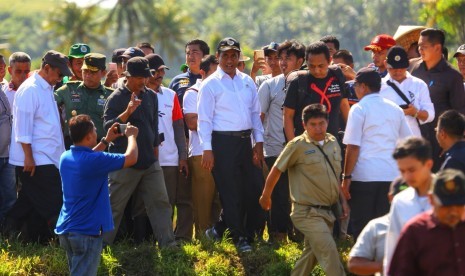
[205,227,220,241]
[236,237,252,253]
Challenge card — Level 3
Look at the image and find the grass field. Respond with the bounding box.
[0,235,354,275]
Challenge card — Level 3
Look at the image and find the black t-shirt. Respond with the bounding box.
[284,70,346,137]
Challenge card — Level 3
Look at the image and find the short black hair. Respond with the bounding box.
[186,39,210,55]
[438,110,465,139]
[420,28,446,47]
[392,137,432,163]
[333,49,353,65]
[69,114,94,144]
[136,42,155,53]
[200,54,218,73]
[277,40,305,60]
[302,104,329,124]
[320,35,340,51]
[305,41,330,62]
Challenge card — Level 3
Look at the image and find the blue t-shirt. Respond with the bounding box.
[168,69,201,106]
[55,146,125,236]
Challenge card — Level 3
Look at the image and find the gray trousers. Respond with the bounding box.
[103,161,175,247]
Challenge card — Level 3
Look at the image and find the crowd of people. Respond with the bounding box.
[0,26,465,275]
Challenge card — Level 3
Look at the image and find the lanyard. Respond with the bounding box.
[310,76,335,113]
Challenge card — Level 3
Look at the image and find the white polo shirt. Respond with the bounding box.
[197,67,264,151]
[380,72,435,137]
[9,72,65,168]
[183,80,202,157]
[156,86,183,166]
[343,93,412,182]
[383,186,432,275]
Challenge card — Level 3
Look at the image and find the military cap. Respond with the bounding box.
[68,43,91,58]
[82,53,106,72]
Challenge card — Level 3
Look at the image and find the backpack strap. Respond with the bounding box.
[386,80,411,105]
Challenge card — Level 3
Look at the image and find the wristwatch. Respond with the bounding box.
[342,174,352,180]
[100,137,109,146]
[413,110,419,118]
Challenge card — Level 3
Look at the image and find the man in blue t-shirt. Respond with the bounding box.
[55,114,139,276]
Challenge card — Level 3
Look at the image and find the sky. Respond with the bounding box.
[67,0,116,9]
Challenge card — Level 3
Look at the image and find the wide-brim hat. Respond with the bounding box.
[393,25,426,51]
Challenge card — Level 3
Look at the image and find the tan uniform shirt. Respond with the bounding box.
[275,132,341,206]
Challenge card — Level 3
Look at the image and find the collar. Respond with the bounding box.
[303,131,335,145]
[70,145,93,152]
[446,140,465,155]
[217,67,238,79]
[79,82,106,94]
[425,211,465,230]
[421,57,448,72]
[359,92,379,102]
[385,71,413,85]
[187,68,201,78]
[35,72,54,91]
[122,83,147,96]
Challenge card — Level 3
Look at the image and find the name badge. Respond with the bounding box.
[304,150,316,155]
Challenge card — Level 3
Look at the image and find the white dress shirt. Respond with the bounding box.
[197,67,264,151]
[383,187,432,275]
[380,72,435,137]
[343,93,412,182]
[9,72,65,168]
[183,79,202,157]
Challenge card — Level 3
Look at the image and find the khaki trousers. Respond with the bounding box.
[290,204,345,276]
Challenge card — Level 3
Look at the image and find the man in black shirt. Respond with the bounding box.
[102,57,175,248]
[283,41,349,140]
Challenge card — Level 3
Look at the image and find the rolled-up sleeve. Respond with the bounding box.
[198,84,214,151]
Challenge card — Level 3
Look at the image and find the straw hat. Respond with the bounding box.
[393,25,426,51]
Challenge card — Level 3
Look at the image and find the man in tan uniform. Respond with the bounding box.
[260,103,348,276]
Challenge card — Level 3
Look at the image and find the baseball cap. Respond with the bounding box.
[137,42,155,52]
[180,64,188,72]
[355,67,381,88]
[453,44,465,58]
[217,37,241,52]
[121,47,145,59]
[264,42,279,55]
[389,177,409,197]
[386,46,409,69]
[364,34,396,51]
[146,54,169,71]
[432,169,465,206]
[68,43,91,58]
[112,48,126,63]
[42,50,73,76]
[81,53,106,72]
[124,57,153,78]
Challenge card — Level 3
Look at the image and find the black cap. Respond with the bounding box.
[355,67,381,88]
[453,44,465,58]
[217,37,241,52]
[263,42,279,56]
[112,48,126,63]
[124,57,153,78]
[121,47,145,59]
[137,42,155,52]
[389,177,409,197]
[42,50,73,76]
[146,54,169,71]
[433,169,465,206]
[82,53,106,71]
[386,46,409,69]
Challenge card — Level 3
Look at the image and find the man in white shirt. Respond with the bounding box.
[384,137,434,274]
[183,55,221,239]
[6,50,72,242]
[258,39,305,242]
[2,52,31,109]
[380,46,434,137]
[342,67,412,240]
[198,37,265,253]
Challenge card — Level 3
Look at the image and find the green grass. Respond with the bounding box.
[0,236,354,275]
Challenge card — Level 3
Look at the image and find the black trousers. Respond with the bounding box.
[211,132,265,242]
[264,157,292,234]
[5,165,62,242]
[348,180,390,241]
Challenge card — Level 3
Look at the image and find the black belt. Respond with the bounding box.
[213,129,252,138]
[294,202,332,211]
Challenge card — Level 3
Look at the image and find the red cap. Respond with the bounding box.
[364,34,396,51]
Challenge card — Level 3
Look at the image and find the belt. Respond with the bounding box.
[294,202,332,211]
[213,129,252,138]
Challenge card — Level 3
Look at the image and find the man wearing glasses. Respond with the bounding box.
[6,50,72,242]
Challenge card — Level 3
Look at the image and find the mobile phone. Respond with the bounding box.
[181,167,187,178]
[399,104,409,109]
[254,50,265,61]
[159,133,165,143]
[118,124,127,134]
[109,62,117,71]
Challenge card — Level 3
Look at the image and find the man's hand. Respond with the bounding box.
[104,70,118,87]
[126,93,142,116]
[179,159,189,177]
[342,178,351,200]
[403,104,417,117]
[253,143,265,168]
[106,122,123,142]
[259,194,272,211]
[251,58,266,74]
[23,153,36,176]
[124,122,139,138]
[201,150,214,171]
[340,198,350,220]
[337,63,356,80]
